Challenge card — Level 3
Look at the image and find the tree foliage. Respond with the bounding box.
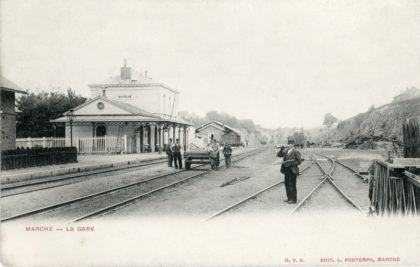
[180,110,260,134]
[16,89,87,137]
[178,110,206,126]
[323,112,338,127]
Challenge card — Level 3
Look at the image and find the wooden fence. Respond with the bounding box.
[372,160,420,215]
[16,137,66,149]
[16,135,140,154]
[76,136,124,154]
[1,147,77,170]
[15,135,193,154]
[403,118,420,158]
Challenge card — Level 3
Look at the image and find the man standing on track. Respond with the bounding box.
[280,143,302,204]
[171,138,183,169]
[223,143,232,168]
[166,138,174,167]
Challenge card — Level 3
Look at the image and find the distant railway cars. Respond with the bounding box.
[294,132,305,147]
[287,132,306,147]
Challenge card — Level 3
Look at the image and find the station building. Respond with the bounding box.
[52,61,192,153]
[0,76,26,150]
[195,120,243,146]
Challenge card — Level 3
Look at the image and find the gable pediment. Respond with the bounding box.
[73,98,131,115]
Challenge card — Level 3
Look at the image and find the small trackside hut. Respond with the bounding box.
[195,120,243,146]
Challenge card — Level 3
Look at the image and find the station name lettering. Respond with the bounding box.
[25,226,95,232]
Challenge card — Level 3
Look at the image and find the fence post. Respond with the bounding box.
[27,137,32,148]
[75,137,79,154]
[123,134,127,154]
[42,137,46,148]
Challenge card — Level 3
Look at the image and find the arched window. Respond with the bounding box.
[96,125,107,137]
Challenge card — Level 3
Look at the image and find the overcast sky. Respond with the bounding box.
[2,0,420,128]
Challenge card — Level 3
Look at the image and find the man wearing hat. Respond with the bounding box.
[166,138,174,167]
[280,143,302,204]
[171,138,183,169]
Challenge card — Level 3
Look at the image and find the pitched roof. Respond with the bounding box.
[89,70,179,94]
[51,114,192,126]
[0,76,26,94]
[56,95,192,126]
[64,96,156,117]
[196,120,241,134]
[51,115,161,123]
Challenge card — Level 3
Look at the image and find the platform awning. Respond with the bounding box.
[51,114,192,126]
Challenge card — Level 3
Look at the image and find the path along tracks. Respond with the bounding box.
[208,151,367,220]
[1,158,168,197]
[1,147,265,223]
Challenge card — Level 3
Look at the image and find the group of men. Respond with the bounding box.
[165,138,233,169]
[165,138,183,169]
[277,143,303,204]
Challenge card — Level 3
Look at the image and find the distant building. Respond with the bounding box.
[0,76,27,150]
[195,120,243,146]
[393,87,420,103]
[52,61,191,153]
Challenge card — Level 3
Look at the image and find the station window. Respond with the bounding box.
[163,95,166,114]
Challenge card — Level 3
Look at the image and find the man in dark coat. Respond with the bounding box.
[280,144,302,204]
[223,144,233,168]
[166,138,174,167]
[171,138,183,169]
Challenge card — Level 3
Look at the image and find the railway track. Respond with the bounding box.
[1,147,265,223]
[207,150,367,220]
[1,158,168,197]
[206,159,314,220]
[289,152,364,215]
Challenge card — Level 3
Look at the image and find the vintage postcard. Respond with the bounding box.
[1,0,420,266]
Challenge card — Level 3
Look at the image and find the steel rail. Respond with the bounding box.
[205,160,314,221]
[71,147,267,222]
[334,160,368,181]
[1,158,168,195]
[1,147,265,223]
[327,177,365,212]
[290,152,364,215]
[314,160,329,180]
[288,176,328,215]
[313,151,368,181]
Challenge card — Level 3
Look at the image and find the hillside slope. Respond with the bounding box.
[331,97,420,142]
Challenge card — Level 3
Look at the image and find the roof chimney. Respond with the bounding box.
[121,59,132,80]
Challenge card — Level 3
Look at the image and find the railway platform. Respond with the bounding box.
[1,152,168,184]
[1,146,254,185]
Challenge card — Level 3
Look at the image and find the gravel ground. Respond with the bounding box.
[295,179,361,216]
[1,163,179,219]
[2,160,167,196]
[316,148,384,170]
[232,150,369,217]
[229,157,324,216]
[99,148,288,219]
[101,149,317,219]
[22,169,208,222]
[2,147,377,221]
[1,147,259,221]
[331,163,370,210]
